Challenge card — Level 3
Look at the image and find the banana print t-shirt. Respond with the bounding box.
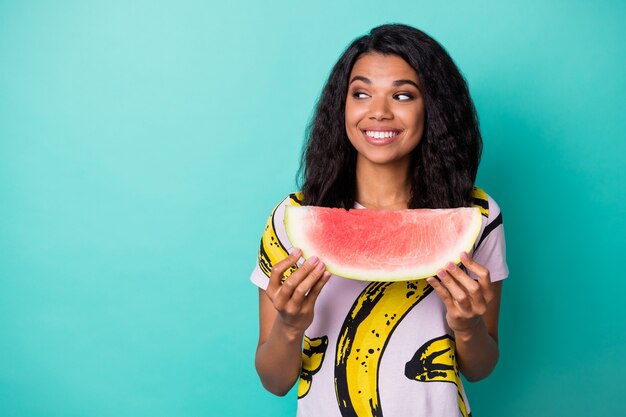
[250,188,509,417]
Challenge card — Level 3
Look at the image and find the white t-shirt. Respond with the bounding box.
[250,188,508,417]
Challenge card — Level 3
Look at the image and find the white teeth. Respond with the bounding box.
[365,130,398,139]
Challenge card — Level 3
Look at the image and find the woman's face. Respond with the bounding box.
[345,53,425,169]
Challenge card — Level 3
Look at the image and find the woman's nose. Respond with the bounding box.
[368,97,393,120]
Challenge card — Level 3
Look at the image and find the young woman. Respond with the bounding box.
[250,24,508,417]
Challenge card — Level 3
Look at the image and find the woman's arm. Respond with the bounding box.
[452,281,501,381]
[426,252,502,381]
[255,249,331,395]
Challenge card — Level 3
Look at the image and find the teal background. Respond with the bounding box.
[1,1,624,416]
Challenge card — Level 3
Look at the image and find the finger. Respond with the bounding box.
[268,248,302,293]
[303,271,331,309]
[460,252,493,301]
[290,261,326,305]
[426,277,455,309]
[436,269,471,310]
[276,256,320,302]
[445,261,486,307]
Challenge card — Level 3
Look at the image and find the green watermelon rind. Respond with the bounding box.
[284,206,483,282]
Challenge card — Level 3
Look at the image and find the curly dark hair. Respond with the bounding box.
[298,23,482,209]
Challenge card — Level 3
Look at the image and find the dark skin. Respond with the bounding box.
[255,53,502,394]
[255,250,331,395]
[428,253,502,381]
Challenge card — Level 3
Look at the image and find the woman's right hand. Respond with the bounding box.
[265,248,331,335]
[255,248,331,395]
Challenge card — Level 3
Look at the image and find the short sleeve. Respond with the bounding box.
[249,193,303,290]
[471,194,509,282]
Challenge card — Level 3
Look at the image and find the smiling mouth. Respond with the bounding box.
[362,130,401,139]
[360,129,402,145]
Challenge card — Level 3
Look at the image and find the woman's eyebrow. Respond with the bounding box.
[349,76,420,90]
[392,79,420,89]
[349,75,371,84]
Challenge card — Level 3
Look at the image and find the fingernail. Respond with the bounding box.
[323,271,331,280]
[316,262,325,271]
[426,277,434,285]
[460,252,469,262]
[436,270,446,279]
[308,256,319,265]
[446,262,456,271]
[291,248,302,257]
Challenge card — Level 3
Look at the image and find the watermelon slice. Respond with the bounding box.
[284,206,482,281]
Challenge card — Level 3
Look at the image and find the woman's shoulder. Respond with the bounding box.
[267,192,304,217]
[470,187,508,280]
[471,186,503,224]
[257,192,303,279]
[261,192,304,234]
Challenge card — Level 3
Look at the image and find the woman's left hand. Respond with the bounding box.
[426,252,495,336]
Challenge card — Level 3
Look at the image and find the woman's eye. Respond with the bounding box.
[395,93,414,101]
[352,92,370,99]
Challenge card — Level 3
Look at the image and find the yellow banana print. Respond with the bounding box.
[404,335,469,417]
[258,193,304,281]
[471,187,489,218]
[334,280,433,417]
[298,335,329,398]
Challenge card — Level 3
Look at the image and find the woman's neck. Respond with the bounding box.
[355,159,411,210]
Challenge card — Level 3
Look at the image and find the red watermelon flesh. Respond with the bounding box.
[284,206,482,281]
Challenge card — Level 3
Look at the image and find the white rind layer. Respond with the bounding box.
[284,206,482,282]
